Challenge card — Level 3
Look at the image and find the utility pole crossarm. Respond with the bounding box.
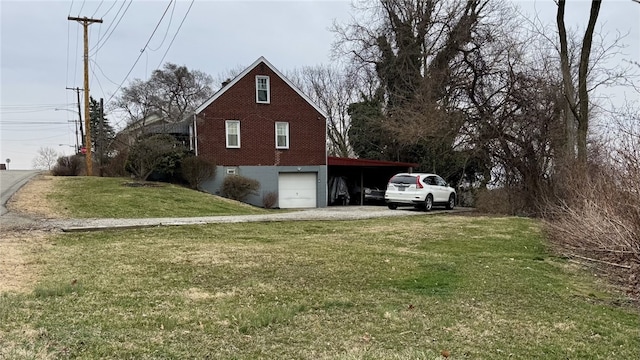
[67,16,103,176]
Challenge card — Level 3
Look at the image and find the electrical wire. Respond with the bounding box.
[91,0,105,18]
[147,0,176,52]
[90,0,132,56]
[99,0,119,19]
[105,0,177,106]
[90,60,108,100]
[90,59,121,87]
[155,0,195,69]
[77,0,86,16]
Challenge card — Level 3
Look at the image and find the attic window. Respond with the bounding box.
[256,76,270,104]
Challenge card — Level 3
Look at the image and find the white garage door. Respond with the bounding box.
[278,173,317,208]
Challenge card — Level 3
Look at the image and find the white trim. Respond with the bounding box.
[256,75,270,104]
[225,167,237,175]
[193,113,198,155]
[225,120,240,148]
[275,121,289,149]
[194,56,327,118]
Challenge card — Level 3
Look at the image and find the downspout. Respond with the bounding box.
[193,113,198,156]
[324,115,328,207]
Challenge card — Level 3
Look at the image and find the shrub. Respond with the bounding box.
[181,156,216,190]
[543,124,640,297]
[221,175,260,202]
[101,147,129,177]
[475,187,530,216]
[51,155,84,176]
[125,134,187,181]
[262,191,278,209]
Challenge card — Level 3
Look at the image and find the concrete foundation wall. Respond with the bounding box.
[201,165,328,208]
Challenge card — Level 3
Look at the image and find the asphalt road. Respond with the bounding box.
[0,170,41,216]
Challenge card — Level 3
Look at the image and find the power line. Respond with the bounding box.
[77,0,86,16]
[90,59,121,86]
[91,0,105,18]
[99,0,119,19]
[105,0,177,106]
[148,0,177,52]
[90,0,132,56]
[156,0,195,69]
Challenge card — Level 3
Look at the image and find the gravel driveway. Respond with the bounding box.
[2,206,471,232]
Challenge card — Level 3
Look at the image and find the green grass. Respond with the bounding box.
[47,176,268,218]
[1,216,638,359]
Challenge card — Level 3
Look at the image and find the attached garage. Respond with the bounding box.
[278,172,317,208]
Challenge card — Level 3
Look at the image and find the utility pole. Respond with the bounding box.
[68,16,103,176]
[66,87,84,150]
[99,98,105,176]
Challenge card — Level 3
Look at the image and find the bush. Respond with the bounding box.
[262,191,278,209]
[101,147,129,177]
[51,155,84,176]
[543,124,640,298]
[181,156,216,190]
[221,175,260,202]
[475,187,531,216]
[125,134,187,181]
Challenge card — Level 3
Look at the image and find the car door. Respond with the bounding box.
[434,176,449,202]
[423,175,440,201]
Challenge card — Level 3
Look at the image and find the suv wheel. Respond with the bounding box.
[387,203,397,210]
[424,194,433,212]
[446,194,455,210]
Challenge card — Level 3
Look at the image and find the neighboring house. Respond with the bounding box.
[116,113,191,147]
[192,57,328,208]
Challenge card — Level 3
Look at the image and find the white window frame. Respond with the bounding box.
[275,122,289,149]
[225,120,240,148]
[225,167,237,175]
[256,76,270,104]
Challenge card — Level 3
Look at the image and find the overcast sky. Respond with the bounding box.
[1,0,638,170]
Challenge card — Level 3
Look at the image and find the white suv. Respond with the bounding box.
[385,173,456,211]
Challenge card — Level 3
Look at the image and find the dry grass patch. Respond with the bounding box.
[0,230,52,293]
[7,175,66,219]
[0,217,638,359]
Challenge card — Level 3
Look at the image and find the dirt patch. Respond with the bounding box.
[121,182,165,188]
[6,175,66,219]
[0,230,52,293]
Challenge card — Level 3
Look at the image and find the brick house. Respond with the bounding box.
[192,57,328,208]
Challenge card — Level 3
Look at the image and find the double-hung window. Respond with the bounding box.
[275,122,289,149]
[256,76,270,103]
[225,120,240,148]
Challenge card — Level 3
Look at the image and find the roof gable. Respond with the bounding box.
[195,56,327,118]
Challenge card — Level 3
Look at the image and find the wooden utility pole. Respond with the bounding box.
[68,16,103,176]
[65,87,84,150]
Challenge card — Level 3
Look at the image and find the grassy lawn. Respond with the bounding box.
[1,215,638,359]
[47,177,268,218]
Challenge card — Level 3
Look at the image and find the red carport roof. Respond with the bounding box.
[328,156,418,168]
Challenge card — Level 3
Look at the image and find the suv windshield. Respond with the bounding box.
[389,175,416,185]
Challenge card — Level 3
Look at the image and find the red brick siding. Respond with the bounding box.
[197,62,326,166]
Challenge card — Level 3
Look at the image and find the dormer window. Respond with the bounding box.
[256,76,270,104]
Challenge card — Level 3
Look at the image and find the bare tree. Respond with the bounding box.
[289,65,359,157]
[556,0,602,169]
[115,63,214,126]
[32,147,59,170]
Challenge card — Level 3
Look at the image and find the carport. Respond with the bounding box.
[327,157,418,205]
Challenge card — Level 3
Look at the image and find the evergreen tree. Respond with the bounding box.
[89,97,115,166]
